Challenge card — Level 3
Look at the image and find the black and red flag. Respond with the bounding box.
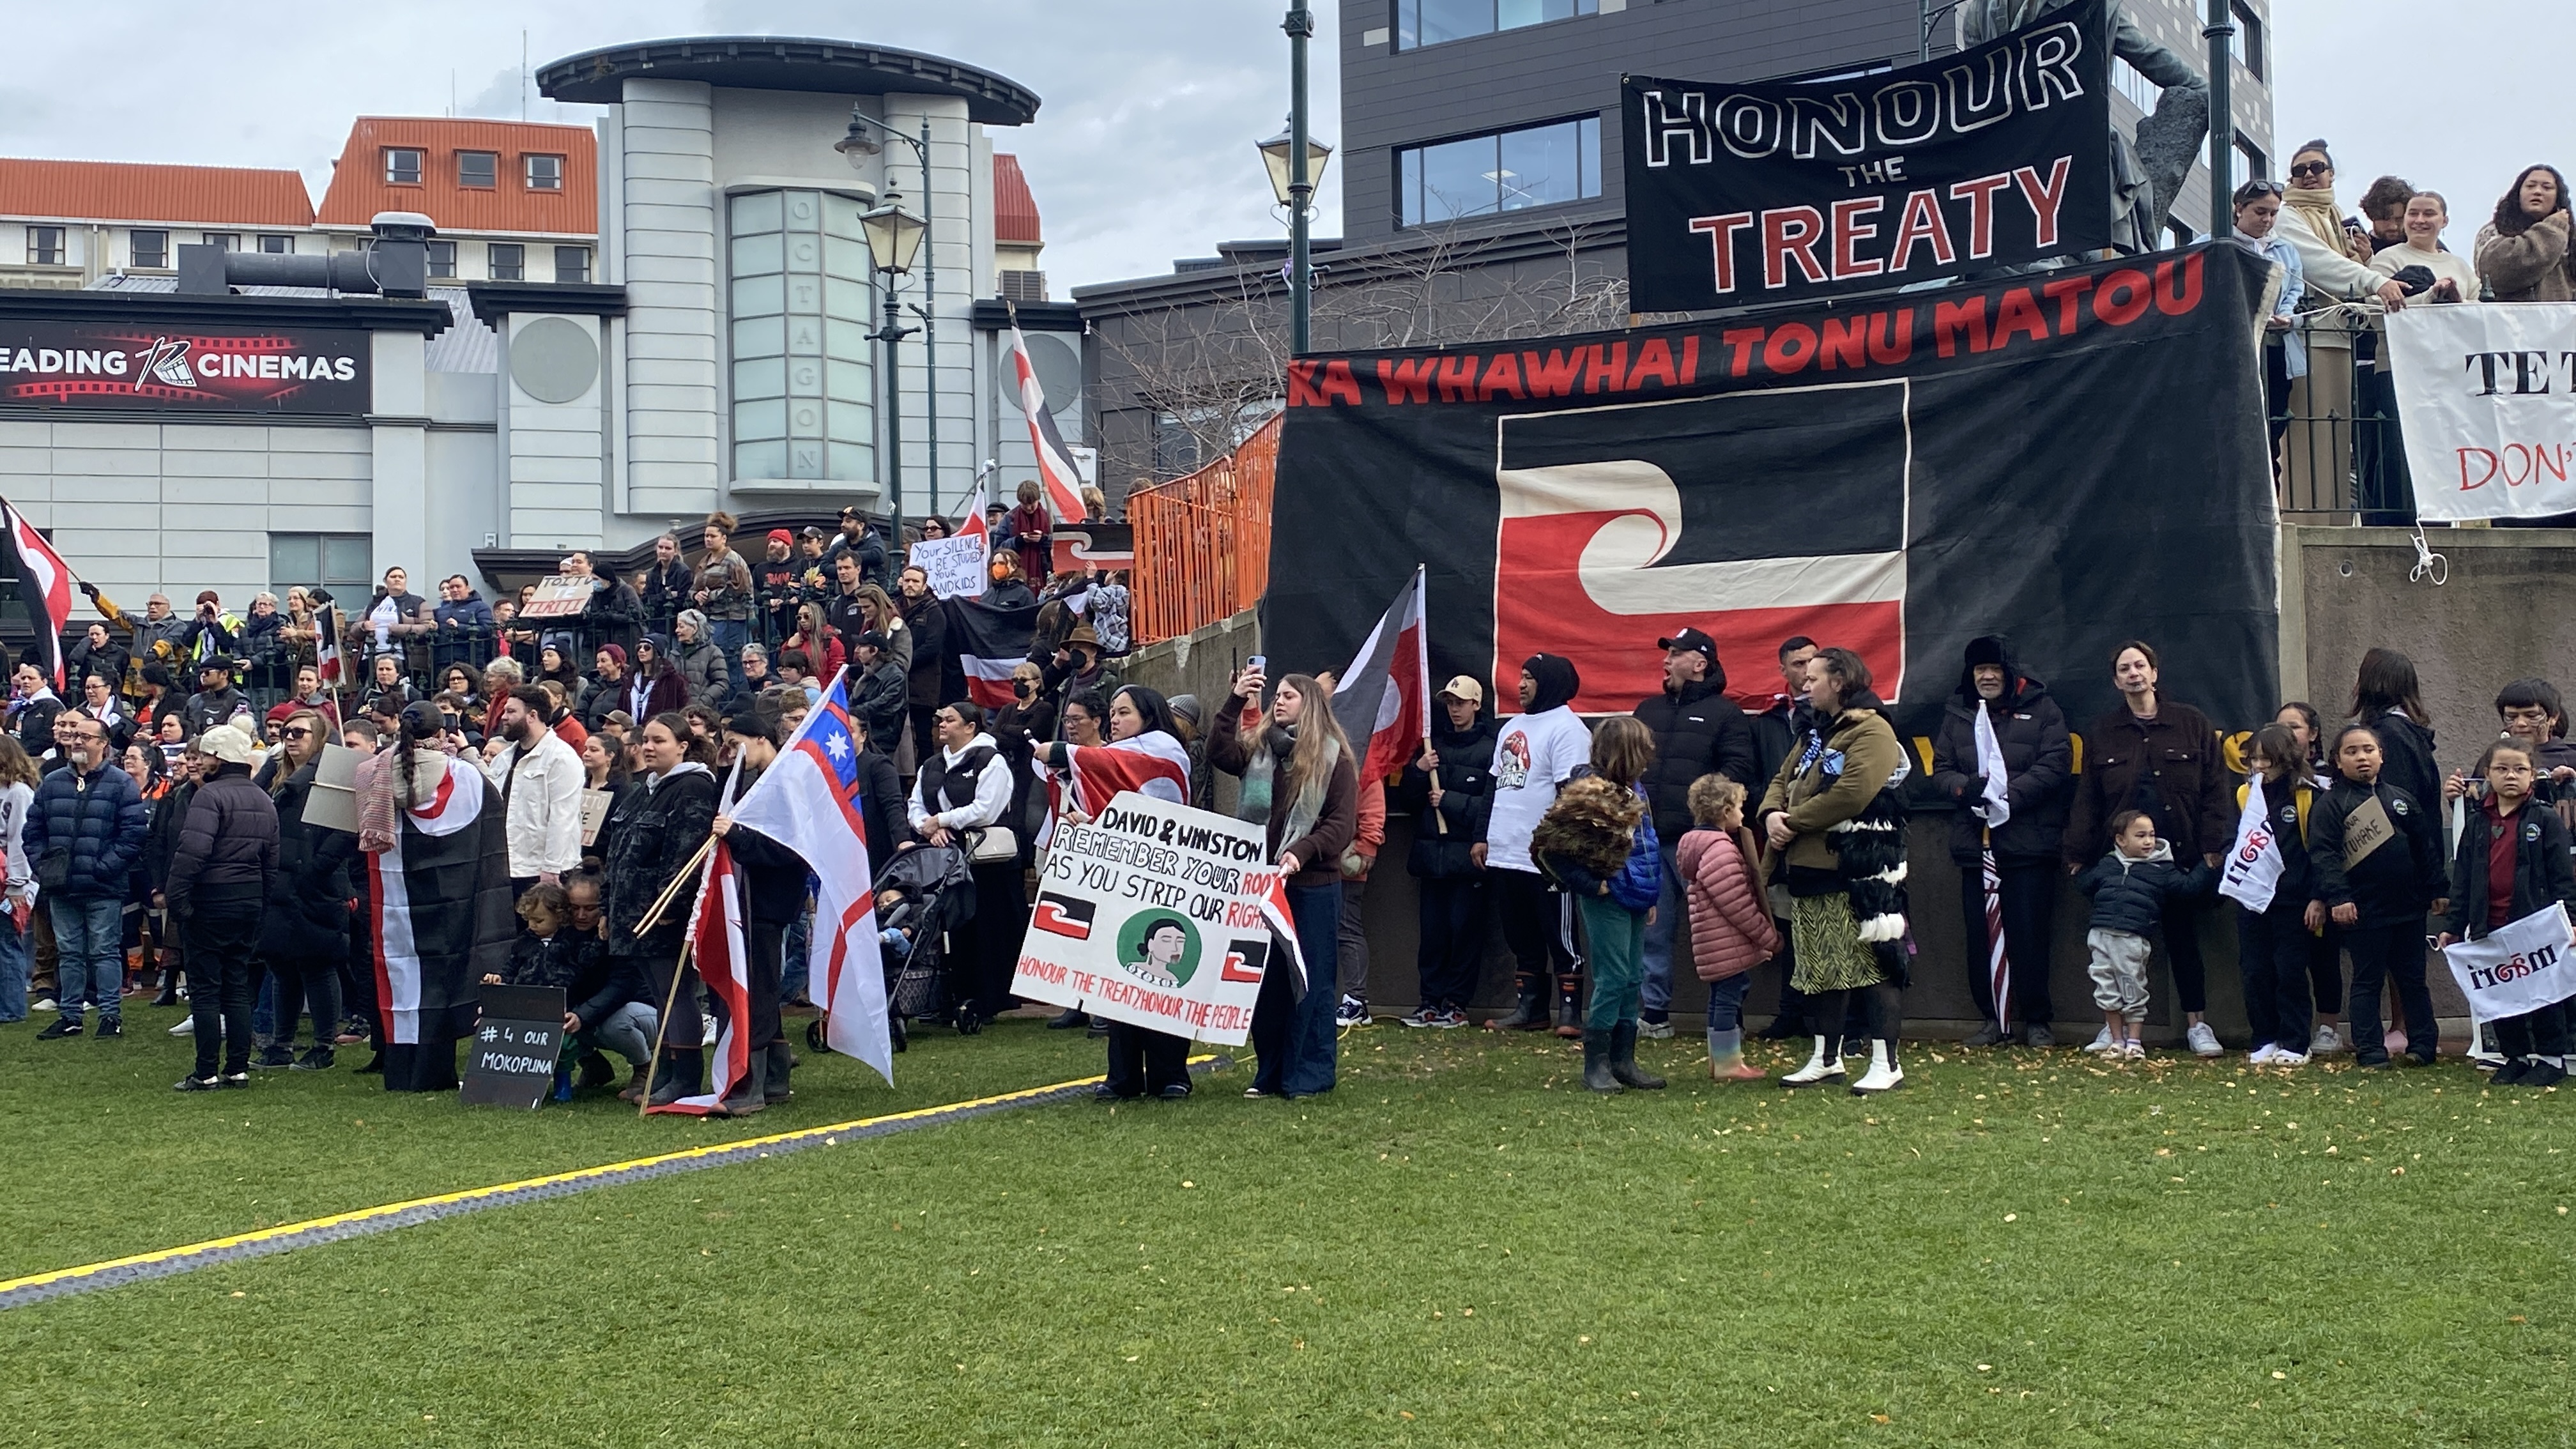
[943,592,1039,712]
[0,498,73,689]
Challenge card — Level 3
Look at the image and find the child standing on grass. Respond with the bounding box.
[2227,725,2322,1066]
[2308,724,2449,1068]
[1533,717,1663,1095]
[2076,810,2209,1057]
[2438,737,2576,1087]
[1678,776,1778,1082]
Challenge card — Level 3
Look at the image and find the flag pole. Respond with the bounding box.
[636,937,700,1119]
[634,834,717,937]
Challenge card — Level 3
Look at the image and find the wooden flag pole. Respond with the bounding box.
[635,935,700,1118]
[634,835,717,937]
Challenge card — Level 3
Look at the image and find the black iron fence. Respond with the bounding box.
[2271,307,2416,526]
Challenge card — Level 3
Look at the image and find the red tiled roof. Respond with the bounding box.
[0,158,313,226]
[316,118,596,237]
[994,153,1041,245]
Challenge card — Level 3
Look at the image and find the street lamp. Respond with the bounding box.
[1266,6,1331,355]
[862,191,926,549]
[1258,127,1332,211]
[833,106,944,517]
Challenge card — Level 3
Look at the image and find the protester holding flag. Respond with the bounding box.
[1210,665,1357,1099]
[2223,726,2324,1066]
[707,705,808,1112]
[2438,737,2576,1087]
[1929,636,2072,1048]
[910,701,1022,1032]
[1007,481,1053,585]
[1395,678,1496,1029]
[2308,724,2450,1069]
[604,713,719,1105]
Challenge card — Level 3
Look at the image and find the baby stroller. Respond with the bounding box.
[804,842,976,1054]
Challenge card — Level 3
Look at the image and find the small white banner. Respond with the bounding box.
[908,533,989,599]
[2386,302,2576,521]
[2216,778,2284,914]
[2442,905,2576,1025]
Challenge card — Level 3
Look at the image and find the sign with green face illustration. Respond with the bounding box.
[1116,911,1202,988]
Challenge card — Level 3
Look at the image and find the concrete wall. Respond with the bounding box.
[611,79,723,524]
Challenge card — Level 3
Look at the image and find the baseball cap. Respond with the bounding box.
[198,723,256,765]
[1658,627,1717,664]
[1437,675,1484,705]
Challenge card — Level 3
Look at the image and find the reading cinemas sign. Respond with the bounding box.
[1621,0,2112,310]
[0,321,369,413]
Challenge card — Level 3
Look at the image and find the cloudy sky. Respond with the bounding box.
[0,1,2563,287]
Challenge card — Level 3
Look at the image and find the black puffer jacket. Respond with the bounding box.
[602,763,717,956]
[256,761,355,963]
[2077,843,2211,934]
[502,930,597,991]
[1928,636,2073,864]
[164,762,278,917]
[1634,675,1758,845]
[1395,715,1498,879]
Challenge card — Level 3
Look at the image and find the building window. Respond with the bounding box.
[458,151,498,189]
[26,226,65,266]
[425,240,457,278]
[727,188,874,484]
[2235,132,2269,183]
[553,246,590,283]
[2112,56,2159,113]
[257,234,294,255]
[1397,115,1601,228]
[488,243,525,281]
[385,148,424,185]
[1397,0,1597,49]
[526,155,564,191]
[202,232,240,251]
[2231,2,2264,78]
[130,229,169,269]
[269,533,374,594]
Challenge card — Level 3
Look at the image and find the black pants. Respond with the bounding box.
[2159,891,2211,1015]
[726,921,788,1091]
[2263,337,2294,467]
[2307,922,2344,1016]
[2494,1000,2570,1061]
[1103,1021,1192,1096]
[1492,868,1578,992]
[185,899,263,1079]
[2235,903,2316,1053]
[1957,857,2056,1029]
[264,953,344,1053]
[908,703,940,772]
[950,861,1026,1022]
[2344,922,2433,1063]
[1415,875,1487,1010]
[630,933,700,1049]
[344,889,378,1041]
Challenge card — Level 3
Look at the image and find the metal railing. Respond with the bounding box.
[1129,413,1282,645]
[2274,307,2415,525]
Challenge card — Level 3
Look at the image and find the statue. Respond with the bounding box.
[1956,0,2211,255]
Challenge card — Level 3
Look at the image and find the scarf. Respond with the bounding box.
[356,746,451,854]
[1232,721,1342,854]
[2284,187,2359,264]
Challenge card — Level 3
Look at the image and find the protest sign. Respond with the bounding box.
[1011,792,1282,1045]
[303,742,362,836]
[1621,0,2110,310]
[910,533,989,599]
[2385,302,2576,520]
[2441,905,2576,1025]
[463,984,568,1108]
[521,574,594,620]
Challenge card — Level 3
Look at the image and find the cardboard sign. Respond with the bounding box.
[909,533,990,599]
[303,742,364,836]
[2442,905,2576,1025]
[2340,795,2396,870]
[580,788,613,848]
[1010,792,1280,1045]
[521,574,595,620]
[462,984,569,1108]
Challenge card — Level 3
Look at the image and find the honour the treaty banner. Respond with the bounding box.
[1012,793,1285,1046]
[1621,0,2110,310]
[1263,244,2281,746]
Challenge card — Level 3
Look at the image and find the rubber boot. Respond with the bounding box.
[763,1039,793,1103]
[1581,1028,1623,1093]
[1708,1027,1765,1082]
[1552,974,1584,1039]
[645,1048,703,1108]
[551,1064,574,1103]
[1850,1039,1905,1094]
[1781,1034,1846,1087]
[1483,977,1549,1032]
[1609,1020,1666,1089]
[710,1052,767,1117]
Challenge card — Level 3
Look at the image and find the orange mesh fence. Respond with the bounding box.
[1129,413,1280,645]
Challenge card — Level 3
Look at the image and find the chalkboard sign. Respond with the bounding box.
[463,984,569,1108]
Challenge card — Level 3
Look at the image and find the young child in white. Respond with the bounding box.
[2076,810,2211,1058]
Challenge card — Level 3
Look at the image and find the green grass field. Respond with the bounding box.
[3,1001,2572,1448]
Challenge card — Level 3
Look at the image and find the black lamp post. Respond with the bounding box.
[861,192,926,550]
[837,108,944,516]
[1261,6,1333,355]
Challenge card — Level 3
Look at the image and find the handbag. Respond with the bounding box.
[967,825,1019,864]
[37,847,69,894]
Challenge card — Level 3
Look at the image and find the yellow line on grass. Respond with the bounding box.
[2,1056,1218,1301]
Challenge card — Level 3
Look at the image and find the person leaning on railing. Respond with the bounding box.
[2475,164,2576,303]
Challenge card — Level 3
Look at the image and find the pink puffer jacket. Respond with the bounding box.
[1678,825,1780,981]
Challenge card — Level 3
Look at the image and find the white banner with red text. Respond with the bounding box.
[2387,302,2576,521]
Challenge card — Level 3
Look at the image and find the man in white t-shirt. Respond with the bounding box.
[1478,654,1593,1036]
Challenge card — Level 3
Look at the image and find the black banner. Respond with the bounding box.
[1622,0,2112,311]
[1263,245,2280,746]
[0,320,369,413]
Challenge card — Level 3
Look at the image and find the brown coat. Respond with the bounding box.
[1678,825,1779,981]
[2475,212,2576,303]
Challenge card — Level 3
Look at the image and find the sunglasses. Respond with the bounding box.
[2288,161,2330,178]
[280,727,312,740]
[2239,180,2285,199]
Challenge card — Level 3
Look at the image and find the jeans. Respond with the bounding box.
[1640,843,1683,1016]
[2344,923,2434,1062]
[710,618,749,692]
[0,912,26,1023]
[266,954,344,1052]
[186,900,264,1078]
[581,1000,658,1067]
[49,895,123,1027]
[783,905,813,1003]
[1702,971,1752,1032]
[1579,894,1646,1031]
[1250,882,1340,1097]
[1958,856,2057,1029]
[1414,875,1487,1010]
[2235,903,2316,1054]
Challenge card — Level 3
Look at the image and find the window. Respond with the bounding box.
[553,246,590,283]
[1397,116,1601,228]
[201,232,240,251]
[385,148,423,185]
[269,533,373,593]
[1397,0,1598,48]
[458,151,498,189]
[525,154,564,191]
[425,240,457,278]
[26,226,64,266]
[488,243,525,281]
[2231,2,2264,79]
[2234,133,2269,183]
[257,234,294,254]
[726,188,875,482]
[130,229,169,269]
[2113,56,2159,114]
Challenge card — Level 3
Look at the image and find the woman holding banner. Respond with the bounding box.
[1209,665,1357,1100]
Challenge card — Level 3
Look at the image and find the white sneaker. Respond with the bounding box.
[2273,1048,2310,1066]
[31,997,56,1014]
[167,1017,199,1036]
[2186,1022,2223,1058]
[2120,1039,2147,1060]
[1781,1036,1847,1087]
[1637,1017,1674,1039]
[2310,1023,2344,1055]
[2082,1025,2117,1054]
[2248,1044,2281,1065]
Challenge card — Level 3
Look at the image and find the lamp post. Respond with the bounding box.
[836,108,942,515]
[1261,6,1333,355]
[861,192,926,550]
[2204,0,2235,239]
